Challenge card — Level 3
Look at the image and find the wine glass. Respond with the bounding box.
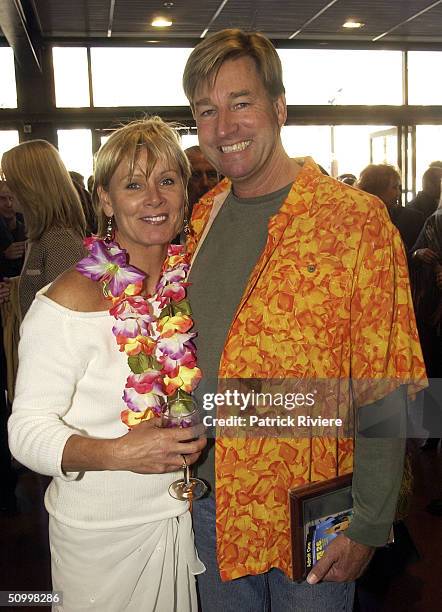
[162,395,207,501]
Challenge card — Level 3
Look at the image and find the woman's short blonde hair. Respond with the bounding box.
[93,117,191,236]
[1,140,86,241]
[183,29,285,109]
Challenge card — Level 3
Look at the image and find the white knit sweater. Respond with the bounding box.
[9,292,187,528]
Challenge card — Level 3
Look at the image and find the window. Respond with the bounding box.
[53,48,90,107]
[57,129,93,183]
[281,125,397,179]
[0,130,20,166]
[278,49,403,105]
[0,47,17,108]
[181,133,199,150]
[408,52,442,105]
[415,125,442,190]
[90,48,192,107]
[281,126,331,172]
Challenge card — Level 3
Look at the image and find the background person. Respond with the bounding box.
[0,180,26,279]
[407,165,442,221]
[356,163,424,251]
[8,118,206,611]
[182,28,426,612]
[184,145,220,210]
[1,140,86,320]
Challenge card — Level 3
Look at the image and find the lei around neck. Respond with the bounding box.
[76,236,201,427]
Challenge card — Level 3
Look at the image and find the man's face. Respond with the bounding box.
[193,56,286,191]
[186,150,219,205]
[0,184,17,221]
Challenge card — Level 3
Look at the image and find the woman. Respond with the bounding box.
[8,118,206,611]
[356,163,423,250]
[1,140,86,320]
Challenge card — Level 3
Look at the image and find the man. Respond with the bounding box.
[407,165,442,221]
[184,145,220,210]
[183,29,426,611]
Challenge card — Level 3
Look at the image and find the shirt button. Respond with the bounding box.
[307,264,316,272]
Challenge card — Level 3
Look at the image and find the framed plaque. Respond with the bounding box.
[289,473,353,581]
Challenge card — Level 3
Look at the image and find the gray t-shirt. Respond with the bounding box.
[188,184,291,489]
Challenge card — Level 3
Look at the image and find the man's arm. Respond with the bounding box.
[307,387,407,583]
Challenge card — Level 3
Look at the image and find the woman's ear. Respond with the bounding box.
[98,186,113,218]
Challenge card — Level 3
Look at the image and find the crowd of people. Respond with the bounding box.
[0,27,441,612]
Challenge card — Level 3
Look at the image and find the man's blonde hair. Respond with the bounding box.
[183,29,285,108]
[1,140,86,241]
[93,117,191,236]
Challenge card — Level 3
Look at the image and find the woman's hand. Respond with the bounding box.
[110,418,206,474]
[413,248,439,264]
[0,280,10,304]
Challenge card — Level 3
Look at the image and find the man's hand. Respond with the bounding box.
[413,248,438,264]
[3,241,25,260]
[306,534,374,584]
[435,264,442,290]
[0,280,10,304]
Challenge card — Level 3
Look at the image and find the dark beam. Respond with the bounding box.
[0,0,42,71]
[1,105,442,130]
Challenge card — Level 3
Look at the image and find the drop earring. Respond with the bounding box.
[183,217,191,236]
[105,215,114,242]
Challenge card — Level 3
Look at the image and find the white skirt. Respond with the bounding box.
[49,511,204,612]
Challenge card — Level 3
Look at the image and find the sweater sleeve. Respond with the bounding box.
[8,299,88,480]
[345,387,406,546]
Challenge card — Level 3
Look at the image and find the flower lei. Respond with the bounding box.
[76,237,201,428]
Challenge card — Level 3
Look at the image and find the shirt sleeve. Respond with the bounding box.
[8,300,87,480]
[350,202,426,405]
[346,202,426,546]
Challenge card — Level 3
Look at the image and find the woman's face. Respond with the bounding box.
[100,149,185,251]
[0,184,18,221]
[381,175,401,208]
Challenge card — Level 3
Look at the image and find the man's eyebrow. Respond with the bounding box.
[195,90,252,107]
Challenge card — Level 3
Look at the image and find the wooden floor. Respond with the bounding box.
[0,444,440,612]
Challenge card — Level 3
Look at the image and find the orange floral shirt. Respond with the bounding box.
[188,158,426,581]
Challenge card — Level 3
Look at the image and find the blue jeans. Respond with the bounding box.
[192,495,355,612]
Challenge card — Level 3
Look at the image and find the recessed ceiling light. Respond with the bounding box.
[342,19,365,29]
[151,16,172,27]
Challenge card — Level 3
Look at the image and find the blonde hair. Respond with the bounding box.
[1,140,86,241]
[183,29,285,109]
[93,117,191,236]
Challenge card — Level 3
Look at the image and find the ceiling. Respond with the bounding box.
[2,0,442,44]
[2,0,442,73]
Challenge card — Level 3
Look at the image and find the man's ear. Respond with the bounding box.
[98,186,113,218]
[274,93,287,128]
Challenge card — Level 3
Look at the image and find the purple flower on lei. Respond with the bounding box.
[76,239,145,296]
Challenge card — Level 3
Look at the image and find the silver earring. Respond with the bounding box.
[105,216,114,242]
[183,217,191,236]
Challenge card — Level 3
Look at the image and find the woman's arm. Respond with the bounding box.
[62,420,205,474]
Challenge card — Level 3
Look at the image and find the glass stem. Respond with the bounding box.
[183,464,190,485]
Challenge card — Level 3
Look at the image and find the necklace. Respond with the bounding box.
[76,237,201,427]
